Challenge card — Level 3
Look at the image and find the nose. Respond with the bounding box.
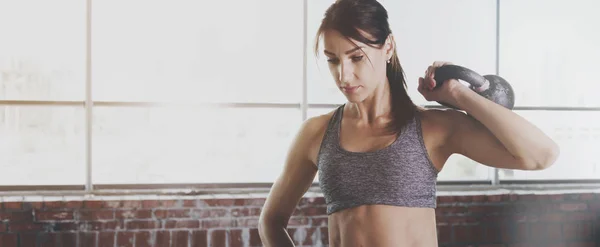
[337,61,354,85]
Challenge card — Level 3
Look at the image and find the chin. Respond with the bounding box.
[344,93,367,103]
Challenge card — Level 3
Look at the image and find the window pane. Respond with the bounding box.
[0,0,85,101]
[92,0,303,103]
[499,0,600,107]
[307,0,497,106]
[500,110,599,180]
[93,107,302,184]
[0,106,85,185]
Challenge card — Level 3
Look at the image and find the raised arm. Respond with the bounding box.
[258,116,326,247]
[419,61,560,171]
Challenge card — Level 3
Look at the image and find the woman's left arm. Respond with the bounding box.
[449,85,559,170]
[420,61,560,170]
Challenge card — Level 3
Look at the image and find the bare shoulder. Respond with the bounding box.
[300,109,337,166]
[417,107,466,139]
[416,107,470,170]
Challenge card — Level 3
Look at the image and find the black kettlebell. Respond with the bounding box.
[433,64,515,110]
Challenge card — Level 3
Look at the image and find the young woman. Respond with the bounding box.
[259,0,559,246]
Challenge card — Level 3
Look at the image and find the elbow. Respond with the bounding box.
[522,142,560,170]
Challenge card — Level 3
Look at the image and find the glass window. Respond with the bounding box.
[499,0,600,107]
[92,106,302,184]
[0,106,85,185]
[92,0,304,104]
[0,0,86,101]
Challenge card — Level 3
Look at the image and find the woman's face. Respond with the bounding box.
[322,29,391,103]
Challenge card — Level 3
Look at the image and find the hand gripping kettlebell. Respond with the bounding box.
[433,65,515,110]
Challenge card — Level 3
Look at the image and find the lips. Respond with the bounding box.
[342,86,361,94]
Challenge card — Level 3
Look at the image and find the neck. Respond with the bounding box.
[347,78,392,125]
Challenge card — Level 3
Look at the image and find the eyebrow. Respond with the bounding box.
[324,46,364,56]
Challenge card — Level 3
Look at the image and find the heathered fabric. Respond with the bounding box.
[317,105,439,215]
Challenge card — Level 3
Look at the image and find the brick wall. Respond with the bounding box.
[0,191,598,247]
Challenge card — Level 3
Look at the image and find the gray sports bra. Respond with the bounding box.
[316,105,439,215]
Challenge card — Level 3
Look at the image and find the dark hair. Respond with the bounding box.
[314,0,417,134]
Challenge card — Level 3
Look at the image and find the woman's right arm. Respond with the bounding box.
[258,116,326,247]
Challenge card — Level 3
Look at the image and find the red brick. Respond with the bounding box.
[116,209,153,220]
[487,195,505,202]
[125,220,160,230]
[201,219,237,229]
[164,219,200,229]
[437,226,452,244]
[182,200,196,207]
[135,231,152,247]
[19,232,37,246]
[0,224,6,232]
[154,209,191,219]
[249,228,261,246]
[563,222,593,240]
[117,231,134,247]
[0,211,32,222]
[311,216,328,227]
[298,197,325,206]
[171,231,189,247]
[467,205,503,215]
[230,229,244,246]
[436,196,455,204]
[441,215,479,225]
[3,202,22,210]
[161,200,181,208]
[236,218,259,228]
[64,201,83,209]
[84,201,104,209]
[54,223,78,231]
[210,230,227,247]
[10,223,44,232]
[530,223,562,241]
[483,224,502,242]
[565,213,595,221]
[239,198,266,207]
[85,221,123,231]
[587,202,600,211]
[79,210,115,221]
[79,232,97,247]
[22,202,44,210]
[288,217,309,226]
[191,230,208,247]
[453,225,485,242]
[435,206,467,215]
[155,231,171,246]
[44,201,65,209]
[35,210,75,221]
[540,213,564,222]
[191,208,229,218]
[204,199,235,207]
[98,232,115,247]
[577,193,595,201]
[141,200,161,208]
[560,203,588,212]
[0,234,18,247]
[121,200,142,209]
[58,232,77,247]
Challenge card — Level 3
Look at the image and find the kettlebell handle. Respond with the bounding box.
[433,64,489,91]
[432,64,516,110]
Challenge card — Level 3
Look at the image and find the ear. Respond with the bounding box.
[384,34,395,61]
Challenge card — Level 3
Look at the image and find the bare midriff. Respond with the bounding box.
[327,205,438,247]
